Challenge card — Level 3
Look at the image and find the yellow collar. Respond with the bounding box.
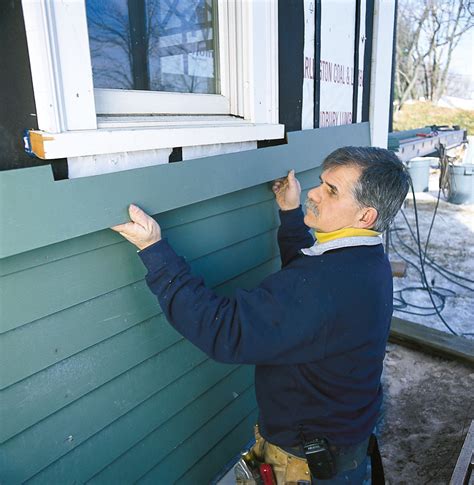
[315,227,380,244]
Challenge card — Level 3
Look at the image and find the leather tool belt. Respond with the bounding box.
[236,425,385,485]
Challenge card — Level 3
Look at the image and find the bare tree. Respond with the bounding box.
[87,2,133,89]
[395,0,473,110]
[395,2,430,109]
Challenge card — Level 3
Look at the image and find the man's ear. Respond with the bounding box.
[357,207,378,229]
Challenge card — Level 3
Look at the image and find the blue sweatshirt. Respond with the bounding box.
[138,207,393,447]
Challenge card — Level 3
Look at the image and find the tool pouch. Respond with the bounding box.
[252,424,266,461]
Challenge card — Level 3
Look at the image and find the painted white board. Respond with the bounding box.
[302,0,316,129]
[357,0,367,122]
[319,0,356,127]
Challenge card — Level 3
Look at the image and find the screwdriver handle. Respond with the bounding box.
[259,463,276,485]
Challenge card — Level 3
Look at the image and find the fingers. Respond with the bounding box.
[128,204,151,226]
[110,204,162,250]
[273,171,297,193]
[111,205,150,233]
[110,204,147,233]
[272,178,287,194]
[110,224,123,233]
[111,221,136,233]
[287,169,298,187]
[272,182,282,193]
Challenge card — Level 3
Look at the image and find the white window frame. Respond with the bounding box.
[22,0,282,160]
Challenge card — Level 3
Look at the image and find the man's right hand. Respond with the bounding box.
[272,169,301,211]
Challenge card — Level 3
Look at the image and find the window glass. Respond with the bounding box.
[86,0,218,94]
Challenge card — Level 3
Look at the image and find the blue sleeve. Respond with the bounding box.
[278,206,314,267]
[138,239,327,365]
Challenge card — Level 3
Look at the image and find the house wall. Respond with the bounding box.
[0,124,371,483]
[0,0,394,482]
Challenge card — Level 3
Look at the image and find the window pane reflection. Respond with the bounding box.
[86,0,217,94]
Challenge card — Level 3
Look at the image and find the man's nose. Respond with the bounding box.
[308,186,321,202]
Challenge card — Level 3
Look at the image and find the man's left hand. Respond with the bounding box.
[111,204,161,250]
[273,169,301,211]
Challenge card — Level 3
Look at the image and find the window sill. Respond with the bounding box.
[28,123,284,160]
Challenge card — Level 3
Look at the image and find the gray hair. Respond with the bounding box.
[322,147,411,232]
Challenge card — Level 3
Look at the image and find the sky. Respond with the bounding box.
[449,29,473,78]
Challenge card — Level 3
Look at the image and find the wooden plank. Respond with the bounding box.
[0,229,115,277]
[1,256,279,442]
[196,232,278,288]
[218,257,281,296]
[1,226,279,334]
[1,241,146,334]
[1,339,207,481]
[1,315,183,442]
[91,386,256,484]
[0,281,157,389]
[450,421,474,485]
[0,123,370,258]
[1,191,283,331]
[0,183,272,277]
[1,257,279,388]
[390,317,474,365]
[27,365,250,484]
[0,168,317,277]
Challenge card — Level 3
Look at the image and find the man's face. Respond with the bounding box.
[304,165,366,233]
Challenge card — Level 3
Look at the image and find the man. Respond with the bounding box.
[112,146,410,484]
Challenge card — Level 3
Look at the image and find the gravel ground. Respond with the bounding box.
[383,167,473,483]
[380,343,474,484]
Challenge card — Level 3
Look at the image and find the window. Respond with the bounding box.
[87,0,226,115]
[88,1,219,94]
[22,0,282,160]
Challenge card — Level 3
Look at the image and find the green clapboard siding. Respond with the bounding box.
[177,411,258,485]
[0,125,371,483]
[28,363,246,483]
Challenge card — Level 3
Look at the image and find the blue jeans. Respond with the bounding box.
[313,455,369,484]
[281,436,371,484]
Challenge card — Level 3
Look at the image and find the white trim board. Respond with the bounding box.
[29,123,284,159]
[21,0,97,132]
[369,0,396,148]
[94,89,230,116]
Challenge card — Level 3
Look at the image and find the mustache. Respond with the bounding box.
[305,198,319,215]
